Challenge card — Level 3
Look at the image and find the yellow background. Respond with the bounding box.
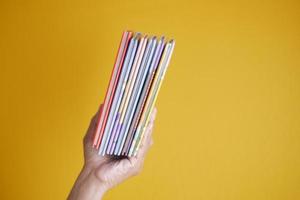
[0,0,299,199]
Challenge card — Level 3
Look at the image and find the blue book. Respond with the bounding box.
[98,34,139,155]
[114,37,158,155]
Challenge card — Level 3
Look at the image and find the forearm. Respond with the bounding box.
[67,165,107,200]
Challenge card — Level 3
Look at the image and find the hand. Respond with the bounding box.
[67,106,157,200]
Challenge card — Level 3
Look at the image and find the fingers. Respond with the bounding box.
[140,107,157,154]
[101,108,157,180]
[149,107,157,125]
[130,108,157,163]
[138,119,154,157]
[125,108,157,176]
[83,104,103,146]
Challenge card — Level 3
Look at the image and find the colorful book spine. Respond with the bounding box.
[93,31,175,156]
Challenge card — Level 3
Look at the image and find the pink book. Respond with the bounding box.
[93,31,133,148]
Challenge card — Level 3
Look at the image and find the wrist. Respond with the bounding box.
[83,164,109,192]
[68,165,108,200]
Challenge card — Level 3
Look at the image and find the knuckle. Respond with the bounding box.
[134,170,140,176]
[132,168,140,176]
[129,163,136,171]
[138,163,144,171]
[132,163,143,175]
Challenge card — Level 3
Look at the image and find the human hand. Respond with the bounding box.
[67,105,157,200]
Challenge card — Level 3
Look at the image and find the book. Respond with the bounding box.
[93,31,175,156]
[93,31,132,149]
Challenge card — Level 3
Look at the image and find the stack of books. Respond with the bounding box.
[92,31,175,157]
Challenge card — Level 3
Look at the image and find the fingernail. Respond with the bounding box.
[153,108,157,116]
[150,109,157,123]
[148,124,154,132]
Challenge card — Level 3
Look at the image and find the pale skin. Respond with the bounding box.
[67,106,157,200]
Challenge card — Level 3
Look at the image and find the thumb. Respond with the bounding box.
[84,104,103,146]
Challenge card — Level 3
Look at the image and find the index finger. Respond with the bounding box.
[133,108,157,159]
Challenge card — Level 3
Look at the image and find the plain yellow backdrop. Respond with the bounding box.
[0,0,299,199]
